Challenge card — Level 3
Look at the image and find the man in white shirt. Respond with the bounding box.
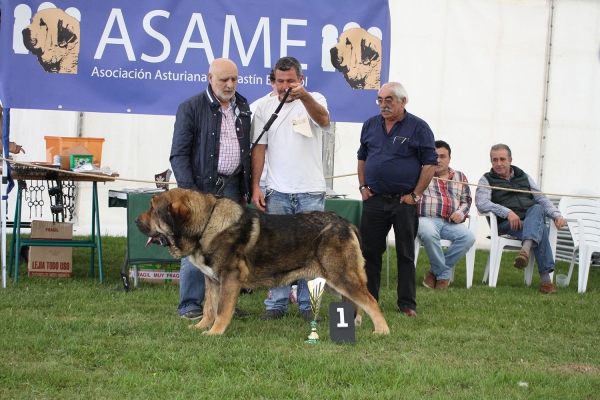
[250,57,330,321]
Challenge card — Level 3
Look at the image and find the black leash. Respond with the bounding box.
[215,87,292,197]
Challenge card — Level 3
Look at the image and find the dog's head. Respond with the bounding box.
[22,8,80,74]
[136,189,217,259]
[330,28,381,89]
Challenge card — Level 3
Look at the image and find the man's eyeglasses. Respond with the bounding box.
[375,97,395,106]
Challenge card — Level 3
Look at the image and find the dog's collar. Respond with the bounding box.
[198,201,217,238]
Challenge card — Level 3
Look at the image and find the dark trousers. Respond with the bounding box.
[360,195,418,311]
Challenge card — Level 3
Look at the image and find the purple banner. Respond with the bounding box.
[0,0,390,122]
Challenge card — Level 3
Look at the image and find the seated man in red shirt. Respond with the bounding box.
[418,140,475,290]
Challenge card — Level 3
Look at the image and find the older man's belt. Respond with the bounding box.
[372,192,404,199]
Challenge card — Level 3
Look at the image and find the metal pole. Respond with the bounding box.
[1,107,10,288]
[537,0,555,189]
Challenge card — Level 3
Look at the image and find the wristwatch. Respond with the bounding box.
[410,192,420,202]
[359,184,369,192]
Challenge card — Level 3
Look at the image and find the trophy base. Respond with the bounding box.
[306,329,319,343]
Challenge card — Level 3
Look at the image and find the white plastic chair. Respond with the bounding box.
[481,212,557,287]
[482,212,534,287]
[414,213,478,288]
[557,192,600,293]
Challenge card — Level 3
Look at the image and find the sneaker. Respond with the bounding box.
[540,282,557,294]
[260,309,285,321]
[435,279,450,290]
[422,271,436,289]
[301,310,323,322]
[234,306,251,317]
[180,308,203,320]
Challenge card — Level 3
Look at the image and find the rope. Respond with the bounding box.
[433,176,600,199]
[3,158,599,199]
[324,171,600,199]
[3,159,166,185]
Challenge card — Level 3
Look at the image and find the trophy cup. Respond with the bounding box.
[155,169,172,190]
[306,278,326,343]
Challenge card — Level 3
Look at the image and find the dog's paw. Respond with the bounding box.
[373,327,391,335]
[354,315,363,326]
[194,320,212,330]
[202,329,224,336]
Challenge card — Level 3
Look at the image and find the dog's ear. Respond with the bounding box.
[167,200,190,233]
[57,18,78,49]
[360,38,379,65]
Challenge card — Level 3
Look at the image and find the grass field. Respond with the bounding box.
[1,235,599,399]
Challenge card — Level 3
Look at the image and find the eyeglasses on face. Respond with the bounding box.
[375,97,396,106]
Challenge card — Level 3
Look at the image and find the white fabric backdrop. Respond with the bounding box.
[6,0,600,248]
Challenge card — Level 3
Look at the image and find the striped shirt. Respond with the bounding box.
[418,168,472,221]
[217,99,241,175]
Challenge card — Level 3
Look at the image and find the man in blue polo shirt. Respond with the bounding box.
[357,82,437,317]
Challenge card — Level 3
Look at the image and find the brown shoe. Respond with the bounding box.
[540,282,557,294]
[514,249,529,269]
[422,271,436,289]
[435,279,450,290]
[400,309,418,317]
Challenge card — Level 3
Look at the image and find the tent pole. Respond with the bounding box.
[1,107,9,288]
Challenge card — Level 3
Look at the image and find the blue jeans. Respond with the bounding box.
[497,204,555,274]
[178,176,239,315]
[417,217,476,280]
[264,189,325,314]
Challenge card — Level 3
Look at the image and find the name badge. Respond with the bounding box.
[292,115,312,137]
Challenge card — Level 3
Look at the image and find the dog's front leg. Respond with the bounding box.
[204,273,242,335]
[192,276,218,330]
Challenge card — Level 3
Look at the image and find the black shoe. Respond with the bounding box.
[302,310,322,322]
[180,307,203,320]
[234,306,251,317]
[260,309,285,321]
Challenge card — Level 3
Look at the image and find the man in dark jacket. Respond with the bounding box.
[170,58,252,319]
[475,143,566,294]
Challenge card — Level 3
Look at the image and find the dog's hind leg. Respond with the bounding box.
[330,281,389,334]
[193,276,218,330]
[326,285,364,327]
[324,257,389,334]
[340,294,363,327]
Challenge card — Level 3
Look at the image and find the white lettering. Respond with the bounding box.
[141,10,171,63]
[280,19,307,70]
[175,13,214,64]
[154,70,206,81]
[237,74,262,85]
[91,66,152,80]
[223,15,270,67]
[94,8,136,61]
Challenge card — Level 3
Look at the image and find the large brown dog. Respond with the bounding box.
[136,188,390,336]
[22,8,80,74]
